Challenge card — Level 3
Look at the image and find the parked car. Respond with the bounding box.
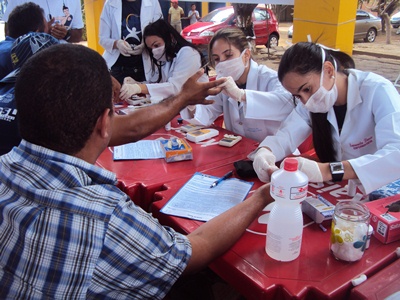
[181,5,280,48]
[390,11,400,28]
[287,10,381,43]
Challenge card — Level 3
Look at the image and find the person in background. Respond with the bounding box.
[3,0,83,43]
[0,43,273,298]
[252,42,400,195]
[188,3,200,25]
[0,32,59,155]
[120,18,207,101]
[99,0,163,84]
[168,0,184,33]
[180,27,293,143]
[0,2,48,79]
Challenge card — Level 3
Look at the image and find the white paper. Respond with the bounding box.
[161,172,253,221]
[113,140,165,160]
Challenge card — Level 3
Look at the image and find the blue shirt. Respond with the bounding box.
[0,140,192,299]
[0,36,15,80]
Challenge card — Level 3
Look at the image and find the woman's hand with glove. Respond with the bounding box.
[131,42,145,55]
[283,157,323,182]
[116,39,134,57]
[120,81,142,101]
[253,148,279,182]
[219,76,245,102]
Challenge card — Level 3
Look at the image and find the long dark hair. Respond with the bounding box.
[278,42,355,162]
[143,18,205,83]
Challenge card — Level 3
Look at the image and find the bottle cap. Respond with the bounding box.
[284,158,298,172]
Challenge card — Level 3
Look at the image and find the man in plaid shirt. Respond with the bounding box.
[0,43,273,299]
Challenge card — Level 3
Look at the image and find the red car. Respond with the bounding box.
[181,6,280,48]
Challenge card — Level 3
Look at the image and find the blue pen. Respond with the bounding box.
[210,170,233,188]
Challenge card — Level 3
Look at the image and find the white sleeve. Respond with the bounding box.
[147,47,202,98]
[99,3,115,52]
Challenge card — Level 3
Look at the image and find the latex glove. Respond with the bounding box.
[253,148,279,182]
[219,76,245,102]
[285,157,323,183]
[116,39,134,57]
[130,41,145,55]
[120,83,142,101]
[123,76,139,85]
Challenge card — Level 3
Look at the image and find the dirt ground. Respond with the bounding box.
[254,23,400,92]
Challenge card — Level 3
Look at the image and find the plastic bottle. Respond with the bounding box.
[266,158,308,262]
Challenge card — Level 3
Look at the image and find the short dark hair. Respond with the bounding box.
[7,2,47,38]
[15,44,113,155]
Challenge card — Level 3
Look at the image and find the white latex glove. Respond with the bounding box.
[116,39,134,57]
[219,76,245,102]
[130,41,145,55]
[253,148,279,182]
[123,76,139,85]
[120,83,142,101]
[283,157,323,183]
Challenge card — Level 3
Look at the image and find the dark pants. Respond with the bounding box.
[110,66,146,85]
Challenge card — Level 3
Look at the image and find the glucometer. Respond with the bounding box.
[180,124,205,133]
[186,128,219,143]
[218,134,242,147]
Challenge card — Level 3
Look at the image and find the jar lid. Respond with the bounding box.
[335,200,371,222]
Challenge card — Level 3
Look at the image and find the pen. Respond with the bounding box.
[210,170,233,188]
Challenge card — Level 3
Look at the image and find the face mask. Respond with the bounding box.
[215,49,248,80]
[152,44,166,62]
[304,48,338,113]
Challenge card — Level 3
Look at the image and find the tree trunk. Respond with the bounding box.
[232,4,257,54]
[382,13,391,44]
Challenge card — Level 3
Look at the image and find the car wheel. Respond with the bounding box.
[266,34,279,48]
[393,25,400,29]
[364,28,377,43]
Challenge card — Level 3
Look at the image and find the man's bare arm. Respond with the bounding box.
[184,184,273,274]
[109,70,225,146]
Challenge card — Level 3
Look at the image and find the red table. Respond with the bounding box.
[150,164,400,300]
[96,116,259,211]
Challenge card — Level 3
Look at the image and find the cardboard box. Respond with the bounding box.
[302,195,335,224]
[365,195,400,244]
[160,138,193,163]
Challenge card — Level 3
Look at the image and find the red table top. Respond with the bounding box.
[96,116,259,210]
[150,164,400,300]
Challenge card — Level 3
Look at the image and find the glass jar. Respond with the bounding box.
[330,201,371,262]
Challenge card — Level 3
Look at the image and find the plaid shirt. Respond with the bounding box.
[0,140,191,299]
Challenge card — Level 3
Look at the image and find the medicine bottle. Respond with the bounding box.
[266,158,308,261]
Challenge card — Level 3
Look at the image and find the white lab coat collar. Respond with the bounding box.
[246,59,258,90]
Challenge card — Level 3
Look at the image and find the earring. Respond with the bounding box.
[331,75,335,79]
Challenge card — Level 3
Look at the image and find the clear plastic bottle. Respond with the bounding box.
[266,158,308,261]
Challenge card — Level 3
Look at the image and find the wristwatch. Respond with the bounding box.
[329,162,344,182]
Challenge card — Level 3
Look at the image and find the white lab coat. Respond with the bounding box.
[99,0,162,82]
[180,60,293,142]
[146,46,206,98]
[259,69,400,194]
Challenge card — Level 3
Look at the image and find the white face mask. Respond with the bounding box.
[215,49,248,81]
[152,44,166,62]
[304,48,338,113]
